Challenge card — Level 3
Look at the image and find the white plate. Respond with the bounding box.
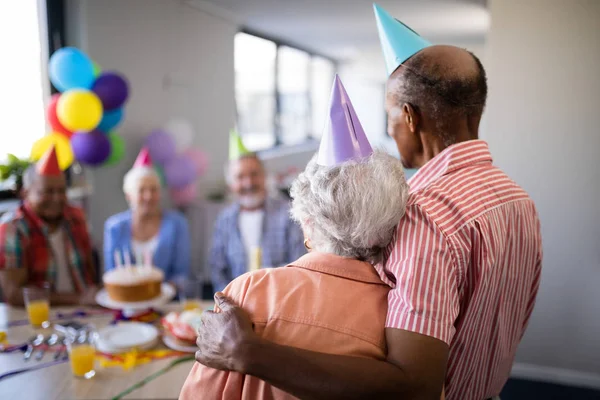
[162,335,197,353]
[97,336,158,354]
[95,283,176,310]
[97,322,159,353]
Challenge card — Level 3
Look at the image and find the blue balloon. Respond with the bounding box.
[97,108,124,133]
[49,47,95,92]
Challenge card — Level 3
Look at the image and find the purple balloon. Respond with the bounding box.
[145,129,176,165]
[92,72,129,110]
[164,157,196,189]
[71,131,111,166]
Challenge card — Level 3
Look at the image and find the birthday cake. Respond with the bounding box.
[103,266,164,302]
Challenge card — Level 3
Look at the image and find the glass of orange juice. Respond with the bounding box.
[179,279,203,311]
[23,284,50,328]
[67,329,97,379]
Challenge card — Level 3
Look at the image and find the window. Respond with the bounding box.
[310,56,336,139]
[235,32,335,151]
[234,33,277,151]
[0,0,48,159]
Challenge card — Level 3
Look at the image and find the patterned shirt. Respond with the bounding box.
[209,196,306,292]
[375,140,543,400]
[0,203,95,293]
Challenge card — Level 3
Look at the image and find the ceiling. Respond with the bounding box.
[193,0,489,61]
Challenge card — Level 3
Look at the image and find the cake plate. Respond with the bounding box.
[95,283,176,317]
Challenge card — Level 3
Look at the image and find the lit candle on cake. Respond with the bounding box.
[144,250,152,270]
[114,250,122,269]
[123,248,131,267]
[137,249,144,269]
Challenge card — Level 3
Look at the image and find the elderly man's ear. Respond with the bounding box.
[402,103,420,134]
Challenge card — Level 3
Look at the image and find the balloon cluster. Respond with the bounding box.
[145,119,208,206]
[31,47,129,169]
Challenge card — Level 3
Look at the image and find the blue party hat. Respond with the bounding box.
[373,3,432,76]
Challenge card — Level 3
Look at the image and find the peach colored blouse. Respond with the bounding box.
[180,252,390,400]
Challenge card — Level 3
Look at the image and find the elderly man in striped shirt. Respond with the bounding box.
[193,6,542,400]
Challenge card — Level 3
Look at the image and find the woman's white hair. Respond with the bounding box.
[123,166,160,196]
[290,150,409,264]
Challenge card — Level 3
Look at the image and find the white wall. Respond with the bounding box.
[484,0,600,380]
[65,0,237,262]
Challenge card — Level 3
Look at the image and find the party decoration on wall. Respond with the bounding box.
[145,129,177,165]
[143,118,208,207]
[92,72,129,110]
[170,181,197,207]
[46,94,73,138]
[105,133,126,166]
[37,47,131,169]
[48,47,95,92]
[164,157,196,189]
[92,61,102,78]
[164,118,194,153]
[71,131,111,166]
[182,148,208,177]
[30,132,75,171]
[57,89,103,132]
[97,108,124,133]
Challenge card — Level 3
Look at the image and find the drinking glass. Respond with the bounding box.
[23,284,50,328]
[179,279,204,311]
[67,329,97,379]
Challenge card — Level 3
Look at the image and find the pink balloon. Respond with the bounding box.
[183,148,208,177]
[170,181,197,206]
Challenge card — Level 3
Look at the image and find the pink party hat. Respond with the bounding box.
[317,75,373,166]
[133,147,153,167]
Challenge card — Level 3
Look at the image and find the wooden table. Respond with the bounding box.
[0,301,213,400]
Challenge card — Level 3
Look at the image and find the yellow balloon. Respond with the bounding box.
[56,89,103,132]
[30,133,75,171]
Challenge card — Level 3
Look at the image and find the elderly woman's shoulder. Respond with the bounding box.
[104,210,132,230]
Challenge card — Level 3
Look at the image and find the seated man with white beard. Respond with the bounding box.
[209,132,305,293]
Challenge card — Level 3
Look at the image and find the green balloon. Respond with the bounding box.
[154,165,167,187]
[105,133,125,166]
[92,61,102,77]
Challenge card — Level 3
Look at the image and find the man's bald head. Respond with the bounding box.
[386,45,488,146]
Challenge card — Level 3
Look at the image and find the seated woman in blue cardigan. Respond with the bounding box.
[103,149,191,288]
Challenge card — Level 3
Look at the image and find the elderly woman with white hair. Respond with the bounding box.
[181,76,422,400]
[103,149,191,286]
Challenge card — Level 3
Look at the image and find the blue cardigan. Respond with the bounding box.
[103,209,191,283]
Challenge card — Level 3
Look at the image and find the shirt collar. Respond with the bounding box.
[408,139,493,193]
[288,252,386,285]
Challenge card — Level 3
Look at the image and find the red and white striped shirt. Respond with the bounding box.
[375,140,542,400]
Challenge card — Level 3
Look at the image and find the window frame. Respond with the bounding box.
[46,0,67,95]
[236,29,338,151]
